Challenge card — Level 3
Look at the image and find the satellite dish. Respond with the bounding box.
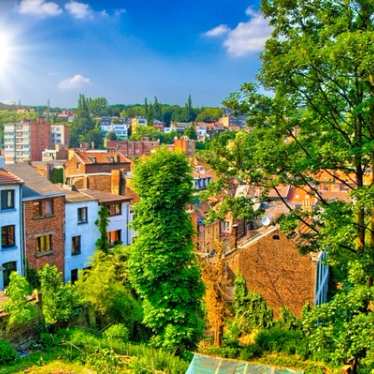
[261,216,271,226]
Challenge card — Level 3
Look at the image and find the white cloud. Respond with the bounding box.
[65,1,93,19]
[204,24,230,38]
[19,0,62,17]
[58,74,91,90]
[206,7,272,57]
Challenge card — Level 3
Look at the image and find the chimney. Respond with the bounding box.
[111,169,121,195]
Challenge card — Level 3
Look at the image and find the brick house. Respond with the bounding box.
[105,139,160,158]
[64,150,132,189]
[7,164,66,274]
[225,225,329,317]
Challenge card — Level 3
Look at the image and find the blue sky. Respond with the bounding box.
[0,0,271,107]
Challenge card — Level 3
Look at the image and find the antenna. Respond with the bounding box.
[47,99,50,122]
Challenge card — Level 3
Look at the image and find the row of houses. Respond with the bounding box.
[0,156,134,289]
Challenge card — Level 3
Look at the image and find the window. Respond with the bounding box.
[78,207,88,224]
[72,236,81,256]
[1,190,15,210]
[33,199,54,219]
[272,234,280,240]
[107,230,122,246]
[71,269,79,283]
[2,261,17,288]
[1,225,15,248]
[36,234,52,254]
[105,202,122,216]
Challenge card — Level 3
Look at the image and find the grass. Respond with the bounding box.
[0,329,189,374]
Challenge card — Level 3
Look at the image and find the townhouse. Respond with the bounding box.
[64,190,99,283]
[0,162,24,290]
[7,163,66,274]
[83,189,133,247]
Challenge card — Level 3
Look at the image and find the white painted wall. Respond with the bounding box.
[64,200,100,282]
[0,184,24,289]
[107,201,132,246]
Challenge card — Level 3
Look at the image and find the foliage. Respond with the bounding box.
[128,148,204,352]
[103,323,129,342]
[183,124,197,140]
[0,339,18,364]
[255,327,309,358]
[49,168,64,184]
[232,276,273,332]
[95,205,109,252]
[4,273,38,332]
[39,265,80,327]
[196,107,223,122]
[70,95,103,147]
[302,283,374,370]
[200,241,230,347]
[75,246,143,334]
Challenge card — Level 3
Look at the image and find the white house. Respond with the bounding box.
[64,190,100,283]
[0,160,24,289]
[83,190,133,247]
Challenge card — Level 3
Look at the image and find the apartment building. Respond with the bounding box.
[7,163,66,274]
[100,117,130,139]
[3,118,51,163]
[51,124,70,146]
[0,162,24,290]
[105,139,160,159]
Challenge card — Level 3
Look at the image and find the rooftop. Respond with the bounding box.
[73,150,131,165]
[82,189,133,203]
[6,163,65,200]
[0,168,23,185]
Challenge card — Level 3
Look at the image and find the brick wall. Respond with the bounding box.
[30,119,51,161]
[226,227,316,317]
[106,140,160,158]
[24,196,65,274]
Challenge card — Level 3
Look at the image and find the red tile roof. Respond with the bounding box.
[74,150,131,165]
[0,169,23,185]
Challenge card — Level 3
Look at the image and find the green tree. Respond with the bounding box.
[87,97,108,116]
[76,246,142,333]
[196,107,223,122]
[96,205,110,253]
[39,265,79,327]
[183,125,197,140]
[153,97,162,120]
[70,95,103,147]
[186,94,194,122]
[204,0,374,369]
[128,148,204,352]
[4,273,38,332]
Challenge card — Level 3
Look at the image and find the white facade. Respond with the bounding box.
[64,199,99,282]
[64,197,133,283]
[106,201,132,247]
[100,117,130,139]
[51,124,68,145]
[0,183,24,289]
[3,122,31,164]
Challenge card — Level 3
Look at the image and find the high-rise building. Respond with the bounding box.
[4,118,51,163]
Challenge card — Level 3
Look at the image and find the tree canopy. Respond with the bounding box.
[128,148,204,352]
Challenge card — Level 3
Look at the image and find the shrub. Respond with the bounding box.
[103,323,129,342]
[239,344,262,360]
[0,339,18,364]
[255,327,309,358]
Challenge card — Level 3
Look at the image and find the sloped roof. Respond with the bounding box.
[0,169,23,185]
[82,189,132,203]
[6,163,65,200]
[73,150,131,165]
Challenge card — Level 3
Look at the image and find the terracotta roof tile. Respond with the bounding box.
[0,169,23,185]
[74,150,131,165]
